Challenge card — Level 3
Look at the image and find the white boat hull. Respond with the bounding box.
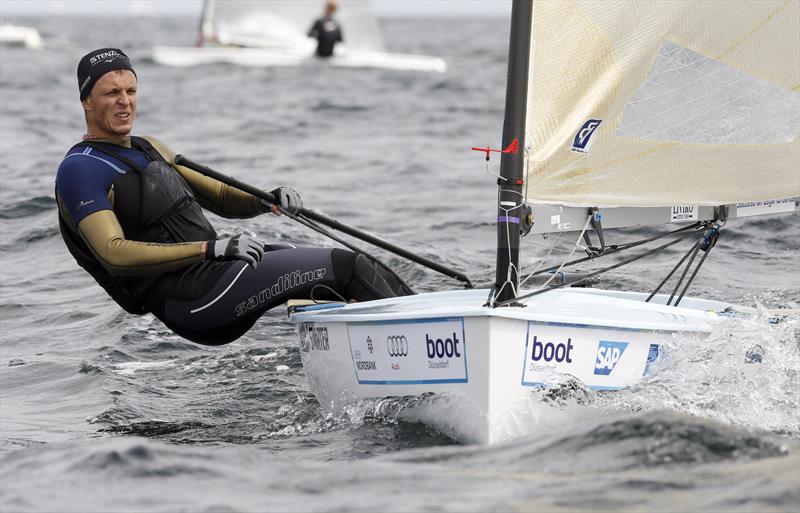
[290,288,732,444]
[0,25,42,49]
[151,46,447,73]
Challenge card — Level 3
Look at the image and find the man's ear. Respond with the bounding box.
[81,97,91,112]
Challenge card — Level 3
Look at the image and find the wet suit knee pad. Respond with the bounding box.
[331,249,414,302]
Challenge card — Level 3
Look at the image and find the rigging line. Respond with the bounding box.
[518,221,707,282]
[288,210,366,253]
[674,227,721,306]
[522,151,530,207]
[620,220,713,250]
[666,242,701,306]
[598,221,705,253]
[310,284,348,304]
[285,210,415,293]
[489,187,525,305]
[674,244,713,307]
[501,189,524,295]
[518,230,564,288]
[518,156,565,288]
[485,160,506,181]
[645,240,699,302]
[495,229,699,307]
[530,214,593,290]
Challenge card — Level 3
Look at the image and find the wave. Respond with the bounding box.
[310,100,370,113]
[592,313,800,437]
[2,431,796,513]
[0,226,60,248]
[389,410,791,471]
[0,196,55,219]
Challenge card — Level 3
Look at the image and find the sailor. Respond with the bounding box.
[307,1,343,58]
[56,48,411,345]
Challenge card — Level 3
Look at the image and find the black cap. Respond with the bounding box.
[77,48,136,101]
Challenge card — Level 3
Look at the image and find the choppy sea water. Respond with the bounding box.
[1,15,799,513]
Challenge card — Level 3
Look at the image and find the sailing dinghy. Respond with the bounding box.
[289,0,800,444]
[152,0,446,73]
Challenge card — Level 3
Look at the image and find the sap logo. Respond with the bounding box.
[571,119,602,153]
[426,332,462,359]
[530,335,574,363]
[594,341,628,375]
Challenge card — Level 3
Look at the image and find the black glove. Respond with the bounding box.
[268,186,303,215]
[206,234,264,269]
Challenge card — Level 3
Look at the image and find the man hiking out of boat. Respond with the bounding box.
[55,48,411,346]
[307,1,343,58]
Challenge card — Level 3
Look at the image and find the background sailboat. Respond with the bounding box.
[152,0,446,73]
[0,24,42,48]
[288,0,799,444]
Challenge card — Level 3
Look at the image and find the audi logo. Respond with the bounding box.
[386,335,408,357]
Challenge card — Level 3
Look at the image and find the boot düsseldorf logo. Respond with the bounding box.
[347,318,468,384]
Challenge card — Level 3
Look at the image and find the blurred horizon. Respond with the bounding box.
[0,0,512,18]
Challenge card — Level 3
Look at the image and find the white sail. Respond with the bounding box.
[201,0,385,53]
[524,0,800,207]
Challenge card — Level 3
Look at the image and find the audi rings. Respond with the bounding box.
[386,335,408,357]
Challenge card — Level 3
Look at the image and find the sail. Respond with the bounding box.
[525,0,800,207]
[201,0,385,53]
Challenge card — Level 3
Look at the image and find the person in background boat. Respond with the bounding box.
[307,1,343,58]
[55,48,411,346]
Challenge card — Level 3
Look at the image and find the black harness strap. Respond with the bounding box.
[75,138,168,240]
[77,141,149,240]
[130,136,167,163]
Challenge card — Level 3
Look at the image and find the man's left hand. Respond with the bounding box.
[267,186,303,215]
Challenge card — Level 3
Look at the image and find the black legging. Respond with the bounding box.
[138,247,412,345]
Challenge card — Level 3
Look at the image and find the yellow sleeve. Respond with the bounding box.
[77,209,205,276]
[143,136,267,219]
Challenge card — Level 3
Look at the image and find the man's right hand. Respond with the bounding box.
[206,234,264,269]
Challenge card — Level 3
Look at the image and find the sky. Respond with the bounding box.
[0,0,512,18]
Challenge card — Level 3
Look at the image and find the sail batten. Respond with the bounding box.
[525,0,800,208]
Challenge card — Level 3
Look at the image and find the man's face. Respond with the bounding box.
[82,70,137,138]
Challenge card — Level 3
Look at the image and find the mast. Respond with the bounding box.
[197,0,215,47]
[492,0,533,305]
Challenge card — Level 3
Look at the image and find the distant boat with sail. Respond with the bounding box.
[152,0,446,73]
[287,0,800,444]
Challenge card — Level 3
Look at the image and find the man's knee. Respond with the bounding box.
[331,249,414,301]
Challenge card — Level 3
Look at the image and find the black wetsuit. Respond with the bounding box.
[308,16,343,57]
[139,245,397,345]
[56,137,412,345]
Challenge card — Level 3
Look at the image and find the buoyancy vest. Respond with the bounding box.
[57,136,217,314]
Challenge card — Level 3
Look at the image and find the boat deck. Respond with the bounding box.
[291,287,733,333]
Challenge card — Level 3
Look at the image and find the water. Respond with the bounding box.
[1,16,799,513]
